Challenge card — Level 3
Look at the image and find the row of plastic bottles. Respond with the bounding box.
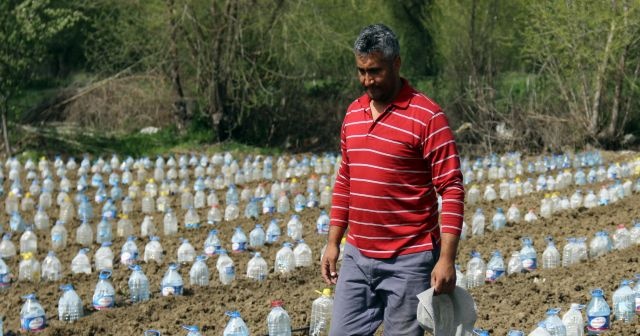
[460,224,640,288]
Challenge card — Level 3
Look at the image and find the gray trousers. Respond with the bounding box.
[329,243,437,336]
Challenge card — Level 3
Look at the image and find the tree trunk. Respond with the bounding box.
[590,19,616,136]
[1,95,11,156]
[167,0,188,131]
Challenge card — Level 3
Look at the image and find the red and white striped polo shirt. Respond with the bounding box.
[330,80,465,258]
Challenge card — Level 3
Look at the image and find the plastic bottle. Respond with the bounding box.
[116,236,137,265]
[144,236,164,264]
[589,232,610,258]
[266,219,282,245]
[71,248,91,274]
[223,311,250,336]
[249,224,266,248]
[50,220,68,251]
[58,284,83,322]
[246,252,268,281]
[0,234,16,259]
[507,252,523,275]
[141,216,157,237]
[485,250,505,283]
[96,217,113,244]
[612,280,635,323]
[586,289,610,334]
[466,251,486,288]
[189,255,210,287]
[19,227,38,255]
[0,258,11,289]
[20,294,46,332]
[267,300,292,336]
[310,289,333,336]
[18,252,40,282]
[94,242,114,271]
[76,220,93,247]
[542,238,561,269]
[201,229,221,256]
[543,308,566,336]
[471,208,485,236]
[177,238,196,264]
[163,208,178,236]
[41,251,62,282]
[294,240,313,267]
[492,208,507,231]
[529,322,552,336]
[275,242,296,274]
[207,204,222,225]
[507,204,521,223]
[161,263,184,296]
[128,264,150,303]
[562,303,585,336]
[217,249,236,285]
[92,270,115,310]
[116,214,134,237]
[524,209,538,223]
[287,215,303,241]
[226,227,247,253]
[316,211,330,235]
[520,237,537,272]
[612,224,631,250]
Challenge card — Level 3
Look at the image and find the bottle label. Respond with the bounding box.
[21,315,45,331]
[485,269,504,282]
[120,252,137,265]
[93,295,115,310]
[225,265,235,276]
[0,273,10,287]
[587,315,610,331]
[267,234,280,244]
[263,206,275,214]
[52,233,63,242]
[161,285,183,296]
[232,242,246,252]
[204,245,217,256]
[521,258,537,271]
[635,296,640,313]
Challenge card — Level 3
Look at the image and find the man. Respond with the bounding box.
[321,24,465,335]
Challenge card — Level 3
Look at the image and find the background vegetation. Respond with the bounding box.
[1,0,639,157]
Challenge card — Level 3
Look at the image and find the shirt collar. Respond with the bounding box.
[358,78,414,110]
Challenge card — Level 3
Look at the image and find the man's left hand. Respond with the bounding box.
[430,260,456,295]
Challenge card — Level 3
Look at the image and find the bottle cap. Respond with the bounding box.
[271,299,284,307]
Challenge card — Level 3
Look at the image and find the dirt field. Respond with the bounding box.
[0,152,638,335]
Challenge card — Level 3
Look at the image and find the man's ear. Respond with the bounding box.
[393,56,401,72]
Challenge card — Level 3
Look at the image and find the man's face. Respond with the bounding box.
[356,52,401,103]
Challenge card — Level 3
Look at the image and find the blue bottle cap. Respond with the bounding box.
[182,325,199,332]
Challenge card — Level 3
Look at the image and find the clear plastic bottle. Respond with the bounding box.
[246,252,268,281]
[94,241,114,272]
[543,308,566,336]
[530,322,552,336]
[50,220,68,251]
[76,220,93,247]
[161,263,184,296]
[92,270,116,310]
[586,289,610,334]
[612,280,635,323]
[18,252,40,282]
[287,215,303,241]
[183,325,203,336]
[216,249,236,285]
[294,240,313,267]
[492,208,506,231]
[41,251,62,282]
[507,204,521,223]
[163,208,178,236]
[562,303,585,336]
[485,250,505,283]
[58,284,83,322]
[184,207,200,229]
[542,238,561,269]
[612,224,631,250]
[116,214,134,238]
[71,248,91,274]
[144,236,164,264]
[520,237,537,272]
[0,257,11,289]
[128,264,150,303]
[466,251,486,288]
[189,255,210,287]
[223,311,250,336]
[316,211,330,235]
[275,242,296,274]
[0,234,17,259]
[141,215,156,237]
[249,224,266,248]
[177,238,196,264]
[507,251,523,275]
[120,236,139,265]
[589,232,610,258]
[19,227,38,255]
[267,300,292,336]
[267,219,282,245]
[96,217,113,244]
[204,229,222,256]
[310,288,333,336]
[229,227,247,253]
[471,208,485,237]
[20,294,46,332]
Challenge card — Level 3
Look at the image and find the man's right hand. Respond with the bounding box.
[321,243,340,285]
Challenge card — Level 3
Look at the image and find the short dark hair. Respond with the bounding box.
[353,24,400,61]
